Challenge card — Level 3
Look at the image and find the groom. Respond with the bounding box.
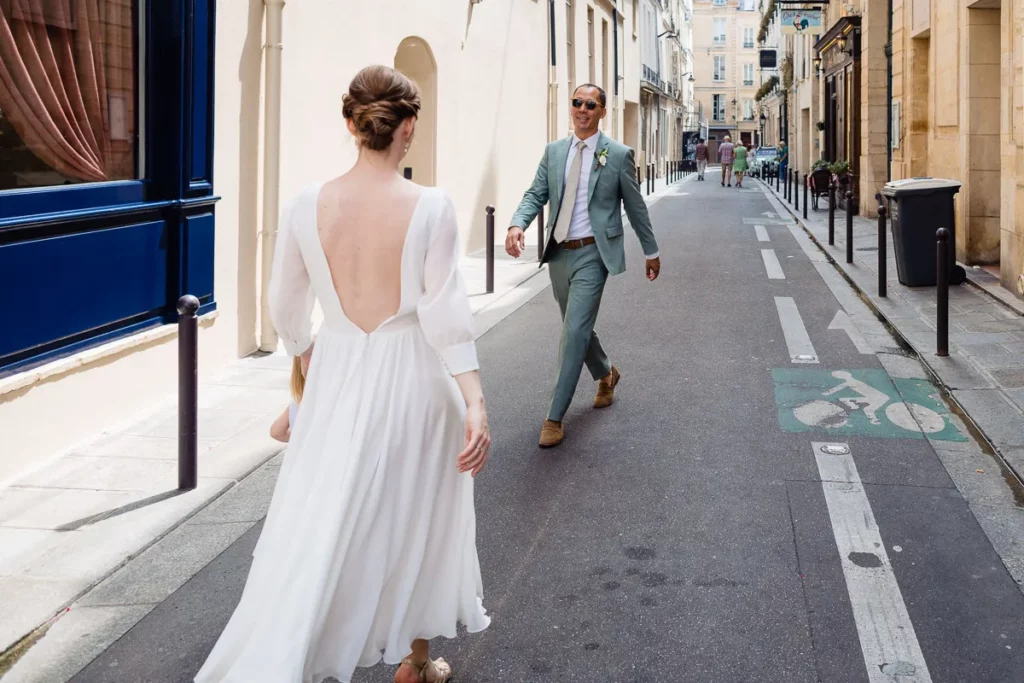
[506,84,661,447]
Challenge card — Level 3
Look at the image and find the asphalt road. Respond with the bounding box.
[72,175,1024,683]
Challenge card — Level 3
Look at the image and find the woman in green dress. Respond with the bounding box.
[733,143,749,187]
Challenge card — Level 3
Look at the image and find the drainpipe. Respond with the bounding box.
[885,0,893,181]
[613,6,619,136]
[548,0,558,141]
[260,0,285,352]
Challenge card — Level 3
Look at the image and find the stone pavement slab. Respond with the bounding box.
[761,179,1024,484]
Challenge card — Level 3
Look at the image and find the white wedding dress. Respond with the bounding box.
[194,185,490,683]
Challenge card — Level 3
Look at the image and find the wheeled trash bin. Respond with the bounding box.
[881,178,965,286]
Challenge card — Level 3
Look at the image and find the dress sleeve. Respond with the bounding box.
[417,191,479,376]
[268,194,315,356]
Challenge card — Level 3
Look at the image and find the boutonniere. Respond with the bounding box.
[596,148,609,168]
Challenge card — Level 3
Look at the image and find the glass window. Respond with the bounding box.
[744,63,754,85]
[713,94,726,121]
[714,55,726,82]
[743,99,754,120]
[0,1,138,191]
[713,0,727,6]
[744,27,754,48]
[713,18,726,45]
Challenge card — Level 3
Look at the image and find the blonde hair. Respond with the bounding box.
[291,356,305,403]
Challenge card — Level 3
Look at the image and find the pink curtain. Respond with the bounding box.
[0,0,113,182]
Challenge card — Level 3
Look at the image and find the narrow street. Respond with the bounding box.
[70,174,1024,683]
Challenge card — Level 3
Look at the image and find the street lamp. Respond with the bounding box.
[759,111,767,146]
[812,54,822,74]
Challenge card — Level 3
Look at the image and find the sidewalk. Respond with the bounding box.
[0,171,691,679]
[761,178,1024,482]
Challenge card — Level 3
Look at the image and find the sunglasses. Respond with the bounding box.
[571,98,600,111]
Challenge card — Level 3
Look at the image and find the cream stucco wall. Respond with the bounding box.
[890,0,1024,295]
[0,0,562,483]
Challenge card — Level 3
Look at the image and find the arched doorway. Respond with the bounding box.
[394,37,437,186]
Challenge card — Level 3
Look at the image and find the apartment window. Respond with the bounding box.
[713,94,726,121]
[743,63,754,86]
[714,55,726,82]
[567,0,576,95]
[588,7,595,83]
[744,28,754,48]
[713,0,727,6]
[743,99,754,120]
[713,18,726,45]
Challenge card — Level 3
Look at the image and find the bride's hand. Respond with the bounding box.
[457,399,490,477]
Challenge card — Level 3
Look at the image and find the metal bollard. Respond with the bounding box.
[802,173,808,219]
[787,168,792,202]
[877,197,888,297]
[537,205,545,261]
[845,191,854,264]
[936,227,950,356]
[177,295,200,491]
[828,180,836,245]
[776,166,780,192]
[794,170,800,211]
[485,206,495,294]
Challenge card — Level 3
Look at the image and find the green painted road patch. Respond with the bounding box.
[772,368,967,441]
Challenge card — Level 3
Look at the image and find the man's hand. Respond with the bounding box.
[645,257,661,282]
[505,227,526,258]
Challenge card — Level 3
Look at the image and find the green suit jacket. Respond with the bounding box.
[509,132,659,276]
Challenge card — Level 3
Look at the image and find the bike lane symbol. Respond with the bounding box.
[772,368,967,441]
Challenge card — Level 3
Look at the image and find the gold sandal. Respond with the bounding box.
[399,656,453,683]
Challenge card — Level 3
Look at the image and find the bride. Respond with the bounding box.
[194,65,491,683]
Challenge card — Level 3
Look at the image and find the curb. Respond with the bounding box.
[759,179,1024,490]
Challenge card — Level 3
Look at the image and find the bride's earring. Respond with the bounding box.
[403,142,410,154]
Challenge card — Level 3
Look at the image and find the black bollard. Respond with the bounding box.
[537,205,545,261]
[878,198,888,297]
[177,295,200,491]
[802,173,808,219]
[845,191,854,264]
[828,180,836,245]
[794,170,800,212]
[776,166,780,192]
[937,228,950,356]
[486,206,495,294]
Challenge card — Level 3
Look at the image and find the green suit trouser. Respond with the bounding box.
[546,243,612,422]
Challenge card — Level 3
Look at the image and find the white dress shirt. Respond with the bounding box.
[561,133,659,260]
[562,134,598,240]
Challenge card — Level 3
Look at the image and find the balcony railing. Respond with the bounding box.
[713,36,726,45]
[743,79,754,86]
[743,40,754,48]
[642,65,683,101]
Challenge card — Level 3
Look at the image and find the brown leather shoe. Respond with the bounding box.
[594,366,621,409]
[539,419,564,448]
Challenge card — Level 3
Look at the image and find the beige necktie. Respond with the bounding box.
[553,141,587,244]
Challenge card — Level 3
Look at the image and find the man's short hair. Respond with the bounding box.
[573,83,607,108]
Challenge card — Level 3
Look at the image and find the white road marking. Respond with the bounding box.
[774,297,818,363]
[811,442,933,683]
[755,225,770,242]
[828,310,874,354]
[761,249,785,279]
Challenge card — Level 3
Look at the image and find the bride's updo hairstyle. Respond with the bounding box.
[342,65,421,151]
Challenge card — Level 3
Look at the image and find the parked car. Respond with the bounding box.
[749,147,779,178]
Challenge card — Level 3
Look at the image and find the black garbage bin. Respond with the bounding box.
[881,178,965,287]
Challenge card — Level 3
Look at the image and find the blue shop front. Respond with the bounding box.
[0,0,218,375]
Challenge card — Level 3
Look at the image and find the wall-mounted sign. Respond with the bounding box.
[781,9,822,35]
[760,49,777,68]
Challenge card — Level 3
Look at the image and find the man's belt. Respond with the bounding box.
[559,236,596,250]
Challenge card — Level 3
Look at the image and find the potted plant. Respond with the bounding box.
[829,159,851,186]
[811,158,830,172]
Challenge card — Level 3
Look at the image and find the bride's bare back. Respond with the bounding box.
[316,174,424,334]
